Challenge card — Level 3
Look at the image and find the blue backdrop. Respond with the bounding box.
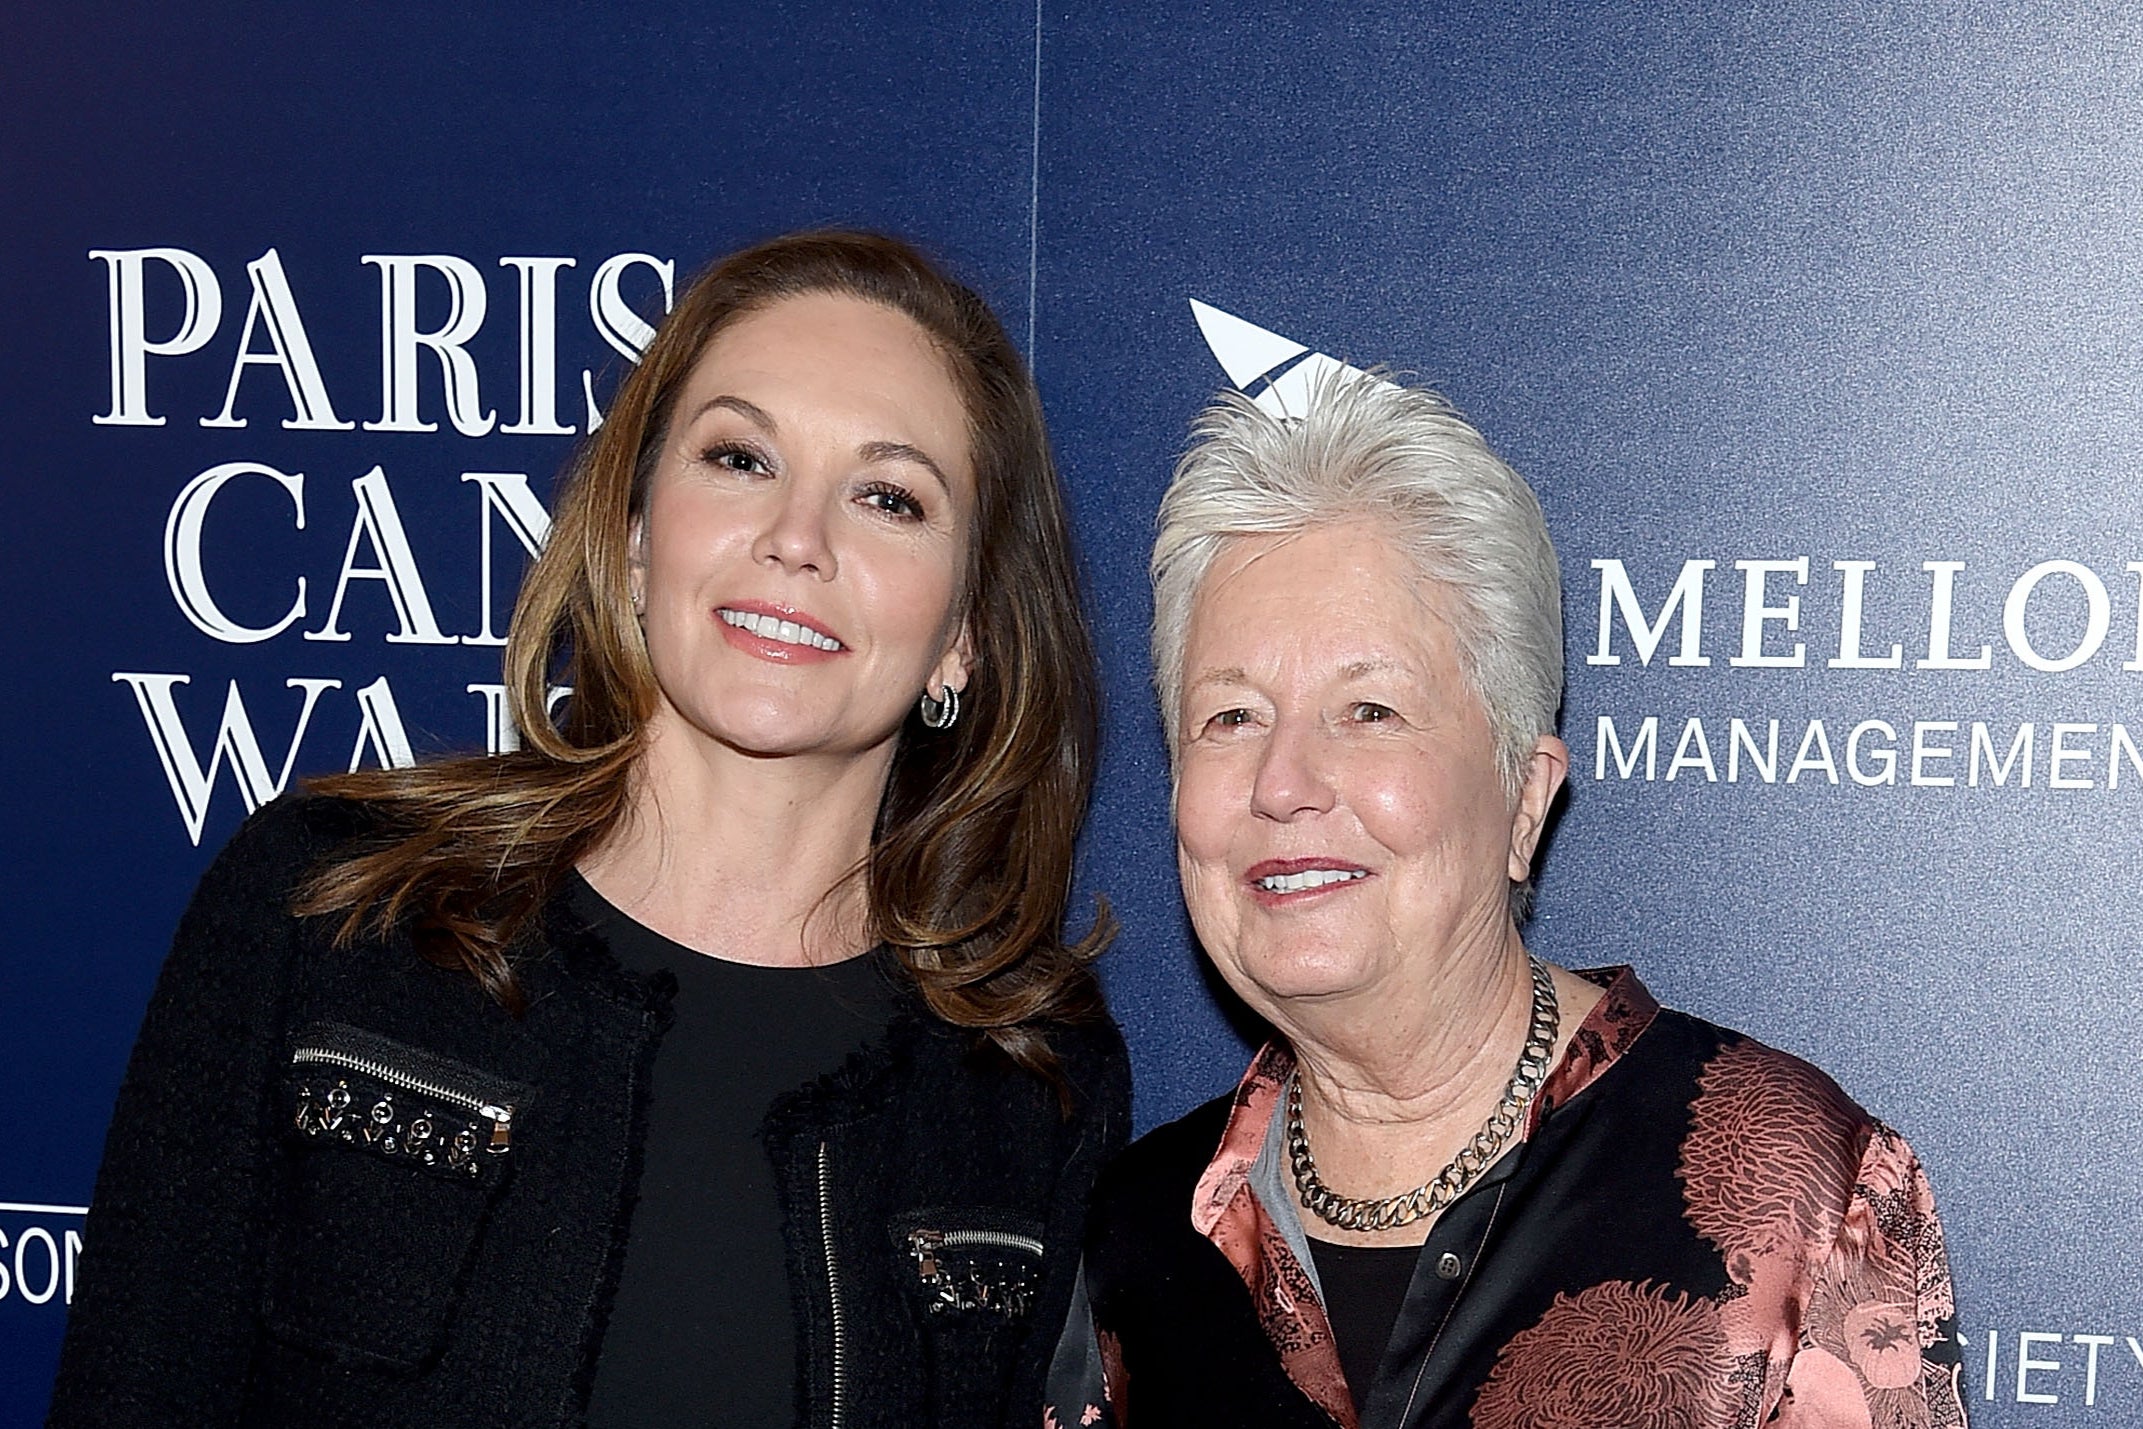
[6,3,2136,1422]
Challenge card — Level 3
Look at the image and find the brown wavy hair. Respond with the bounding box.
[299,230,1112,1073]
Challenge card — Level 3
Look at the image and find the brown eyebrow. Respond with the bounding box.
[682,394,780,432]
[1186,666,1252,692]
[858,439,953,496]
[1337,658,1407,681]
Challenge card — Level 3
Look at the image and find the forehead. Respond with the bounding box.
[678,293,973,474]
[1184,523,1457,681]
[695,290,946,376]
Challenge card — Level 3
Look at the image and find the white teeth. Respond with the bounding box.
[1257,868,1368,893]
[719,609,844,651]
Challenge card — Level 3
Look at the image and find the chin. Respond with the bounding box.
[1224,940,1384,1008]
[659,694,834,758]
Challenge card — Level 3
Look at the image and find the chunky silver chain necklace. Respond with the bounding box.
[1288,953,1560,1234]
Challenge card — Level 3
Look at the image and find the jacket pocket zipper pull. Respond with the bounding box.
[481,1103,513,1153]
[909,1227,945,1280]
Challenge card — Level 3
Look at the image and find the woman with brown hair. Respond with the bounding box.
[50,230,1129,1429]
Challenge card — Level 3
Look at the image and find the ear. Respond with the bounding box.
[627,515,649,614]
[928,617,975,699]
[1507,734,1569,884]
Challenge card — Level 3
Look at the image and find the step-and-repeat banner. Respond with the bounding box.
[6,4,2135,1423]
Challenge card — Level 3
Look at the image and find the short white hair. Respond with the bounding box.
[1150,373,1564,796]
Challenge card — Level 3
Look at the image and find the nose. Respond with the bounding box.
[753,477,837,579]
[1248,715,1335,822]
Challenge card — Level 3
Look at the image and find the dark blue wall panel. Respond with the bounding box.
[6,2,2137,1422]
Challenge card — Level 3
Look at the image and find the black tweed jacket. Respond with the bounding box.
[48,795,1128,1429]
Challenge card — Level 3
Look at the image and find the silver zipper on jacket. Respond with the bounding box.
[290,1044,515,1152]
[907,1226,1045,1263]
[818,1140,847,1429]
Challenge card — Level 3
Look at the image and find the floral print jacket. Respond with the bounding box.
[1059,968,1968,1429]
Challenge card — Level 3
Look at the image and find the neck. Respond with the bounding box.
[577,714,896,966]
[1284,913,1544,1244]
[1290,903,1532,1120]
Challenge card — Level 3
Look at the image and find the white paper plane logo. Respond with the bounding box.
[1189,299,1386,417]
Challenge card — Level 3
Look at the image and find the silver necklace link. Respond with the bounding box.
[1288,953,1561,1234]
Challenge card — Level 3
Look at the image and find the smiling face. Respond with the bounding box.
[1173,521,1562,1020]
[632,291,975,765]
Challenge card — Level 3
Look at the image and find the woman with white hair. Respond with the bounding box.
[1057,377,1966,1428]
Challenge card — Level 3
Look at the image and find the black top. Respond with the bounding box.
[1304,1238,1419,1416]
[570,874,902,1428]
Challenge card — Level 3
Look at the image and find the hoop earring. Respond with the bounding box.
[919,684,960,730]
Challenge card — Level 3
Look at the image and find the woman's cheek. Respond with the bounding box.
[1348,749,1439,851]
[1174,845,1244,961]
[1357,746,1500,863]
[1171,755,1231,855]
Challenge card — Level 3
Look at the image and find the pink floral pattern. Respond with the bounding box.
[1187,1040,1356,1427]
[1678,1039,1864,1297]
[1531,968,1660,1125]
[1792,1128,1969,1429]
[1671,1039,1966,1428]
[1471,1280,1739,1429]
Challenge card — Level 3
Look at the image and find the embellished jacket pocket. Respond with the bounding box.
[892,1209,1048,1423]
[266,1021,530,1372]
[894,1211,1046,1321]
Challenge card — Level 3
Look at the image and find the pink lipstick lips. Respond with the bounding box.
[714,599,847,664]
[1243,856,1373,907]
